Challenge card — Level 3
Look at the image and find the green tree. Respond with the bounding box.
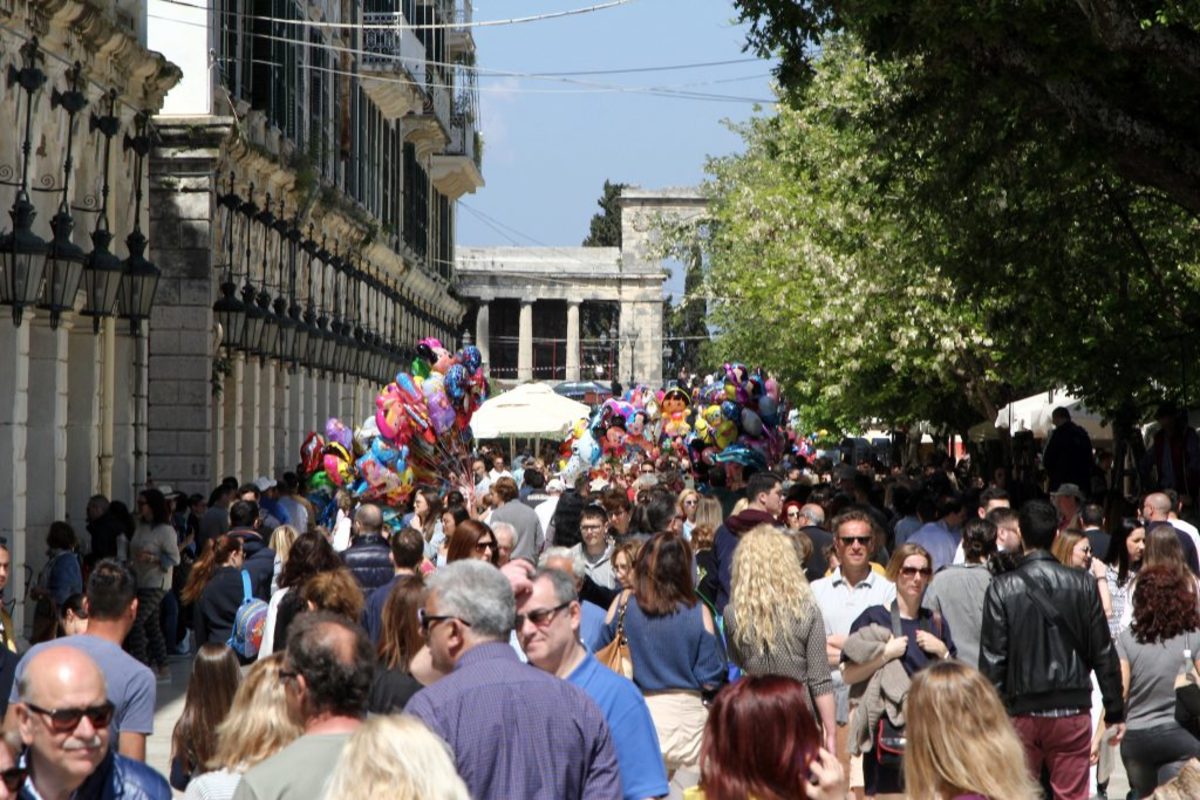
[582,180,627,248]
[734,0,1200,217]
[699,37,1200,437]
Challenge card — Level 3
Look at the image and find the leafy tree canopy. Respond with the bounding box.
[734,0,1200,217]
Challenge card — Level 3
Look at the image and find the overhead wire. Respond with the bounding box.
[154,0,637,30]
[147,6,776,102]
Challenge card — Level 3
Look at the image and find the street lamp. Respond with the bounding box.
[212,172,245,349]
[0,38,49,326]
[40,62,88,329]
[236,189,264,353]
[80,91,125,333]
[116,113,160,336]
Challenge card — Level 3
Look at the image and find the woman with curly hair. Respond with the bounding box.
[1117,565,1200,797]
[723,525,834,753]
[904,660,1041,800]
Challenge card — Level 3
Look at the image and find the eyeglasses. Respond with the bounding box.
[24,701,115,733]
[515,601,571,629]
[580,525,605,533]
[474,539,497,553]
[0,766,27,792]
[786,510,802,519]
[418,608,472,633]
[838,536,872,546]
[900,566,933,578]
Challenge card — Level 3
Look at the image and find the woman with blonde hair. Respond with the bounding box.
[324,714,469,800]
[268,524,300,595]
[904,659,1041,799]
[677,488,700,540]
[723,525,835,752]
[183,653,304,800]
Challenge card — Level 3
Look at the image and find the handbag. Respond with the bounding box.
[1175,634,1200,738]
[596,593,634,679]
[874,601,938,765]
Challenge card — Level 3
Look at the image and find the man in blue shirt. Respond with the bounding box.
[406,561,621,800]
[519,568,669,800]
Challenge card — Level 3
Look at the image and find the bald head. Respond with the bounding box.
[800,503,825,527]
[1144,492,1173,521]
[18,646,110,793]
[354,503,383,536]
[20,646,107,707]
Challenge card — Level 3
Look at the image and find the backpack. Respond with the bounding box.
[228,570,268,659]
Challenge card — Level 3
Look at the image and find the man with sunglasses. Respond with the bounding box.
[14,646,169,799]
[6,560,154,763]
[810,509,896,797]
[518,568,668,800]
[406,560,621,800]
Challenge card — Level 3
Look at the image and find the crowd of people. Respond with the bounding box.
[7,414,1200,799]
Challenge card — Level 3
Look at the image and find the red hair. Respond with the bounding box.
[698,675,819,800]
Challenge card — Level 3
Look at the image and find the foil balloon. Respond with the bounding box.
[324,418,352,451]
[741,409,764,437]
[758,396,779,427]
[720,400,740,422]
[300,432,325,476]
[460,345,483,374]
[444,364,468,403]
[322,441,354,486]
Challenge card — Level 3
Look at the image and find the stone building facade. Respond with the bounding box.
[144,0,481,498]
[0,0,180,626]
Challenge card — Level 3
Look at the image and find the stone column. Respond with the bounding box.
[517,300,533,383]
[241,359,261,481]
[314,372,328,429]
[474,300,490,374]
[66,326,101,532]
[111,333,137,502]
[27,317,69,605]
[222,353,243,481]
[259,361,276,479]
[290,367,307,449]
[340,375,357,427]
[0,320,30,629]
[274,364,291,477]
[565,300,581,382]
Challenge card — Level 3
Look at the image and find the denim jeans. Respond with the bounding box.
[1121,723,1200,798]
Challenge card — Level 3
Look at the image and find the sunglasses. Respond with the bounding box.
[25,701,115,733]
[515,601,571,629]
[474,539,497,553]
[0,766,26,792]
[418,608,472,633]
[838,536,872,546]
[900,566,933,578]
[786,510,802,518]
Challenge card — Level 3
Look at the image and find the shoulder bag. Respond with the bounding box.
[876,601,937,767]
[596,592,634,679]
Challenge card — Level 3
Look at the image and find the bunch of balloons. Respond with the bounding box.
[689,363,785,470]
[299,338,488,515]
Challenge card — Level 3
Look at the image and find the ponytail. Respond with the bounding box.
[181,535,242,604]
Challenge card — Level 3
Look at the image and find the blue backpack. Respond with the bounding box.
[228,570,268,659]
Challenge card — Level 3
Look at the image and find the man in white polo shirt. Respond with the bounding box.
[811,508,896,797]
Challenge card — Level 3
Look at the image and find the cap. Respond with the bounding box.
[546,478,566,493]
[253,476,277,493]
[1050,483,1085,502]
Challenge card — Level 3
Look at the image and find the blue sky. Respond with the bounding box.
[458,0,777,297]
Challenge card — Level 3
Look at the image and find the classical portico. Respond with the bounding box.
[455,186,707,388]
[456,247,665,385]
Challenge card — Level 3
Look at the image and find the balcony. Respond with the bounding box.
[360,11,428,119]
[430,113,484,198]
[446,0,475,58]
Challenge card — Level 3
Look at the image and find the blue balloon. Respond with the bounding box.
[721,400,740,421]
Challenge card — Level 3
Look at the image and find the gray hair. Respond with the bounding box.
[426,560,515,640]
[490,521,517,545]
[534,567,578,605]
[800,503,825,527]
[538,546,585,580]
